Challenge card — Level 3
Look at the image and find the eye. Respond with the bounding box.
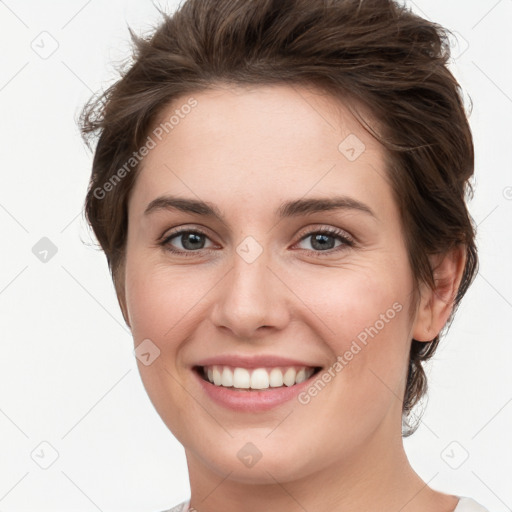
[294,227,355,255]
[160,228,215,255]
[159,226,355,257]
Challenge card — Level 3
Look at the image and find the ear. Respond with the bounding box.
[412,245,466,342]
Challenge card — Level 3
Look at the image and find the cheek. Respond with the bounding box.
[123,259,203,434]
[309,263,413,397]
[125,258,204,342]
[125,246,413,361]
[304,262,411,346]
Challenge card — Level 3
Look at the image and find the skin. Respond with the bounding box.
[119,84,466,512]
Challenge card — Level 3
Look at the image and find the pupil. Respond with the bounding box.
[183,233,204,250]
[312,234,334,251]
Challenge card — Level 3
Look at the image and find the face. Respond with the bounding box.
[122,84,422,484]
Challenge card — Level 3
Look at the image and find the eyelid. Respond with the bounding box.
[159,223,356,255]
[160,223,354,242]
[159,224,215,243]
[159,226,217,249]
[294,224,355,246]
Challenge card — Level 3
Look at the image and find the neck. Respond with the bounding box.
[184,411,458,512]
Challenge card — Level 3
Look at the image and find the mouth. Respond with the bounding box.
[193,364,323,391]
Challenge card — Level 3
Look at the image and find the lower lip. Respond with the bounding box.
[193,368,320,412]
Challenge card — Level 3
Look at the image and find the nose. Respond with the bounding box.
[210,249,291,340]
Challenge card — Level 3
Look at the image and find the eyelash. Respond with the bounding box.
[159,226,355,257]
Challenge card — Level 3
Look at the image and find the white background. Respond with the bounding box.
[0,0,511,511]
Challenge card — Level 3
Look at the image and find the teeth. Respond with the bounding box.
[233,367,250,388]
[250,368,269,389]
[296,368,307,384]
[283,367,296,386]
[221,367,234,387]
[201,365,316,390]
[269,368,283,387]
[212,366,222,386]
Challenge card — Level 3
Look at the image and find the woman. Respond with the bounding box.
[80,0,486,510]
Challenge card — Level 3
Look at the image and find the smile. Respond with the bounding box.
[196,365,321,391]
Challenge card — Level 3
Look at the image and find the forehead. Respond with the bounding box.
[129,84,393,220]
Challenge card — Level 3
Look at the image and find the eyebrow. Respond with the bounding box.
[144,194,376,220]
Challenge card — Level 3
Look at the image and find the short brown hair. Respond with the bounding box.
[79,0,478,435]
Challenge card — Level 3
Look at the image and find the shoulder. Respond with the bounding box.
[454,497,490,512]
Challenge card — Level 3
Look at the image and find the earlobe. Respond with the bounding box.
[412,245,466,342]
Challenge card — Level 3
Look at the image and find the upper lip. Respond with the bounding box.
[193,354,322,369]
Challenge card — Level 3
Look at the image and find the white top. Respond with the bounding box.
[162,496,489,512]
[454,497,490,511]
